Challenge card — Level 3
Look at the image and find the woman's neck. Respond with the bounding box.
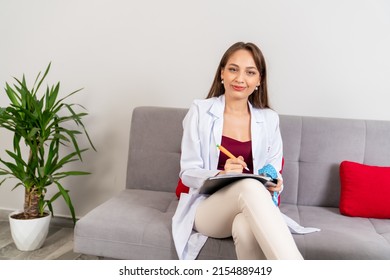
[222,98,251,142]
[224,98,249,115]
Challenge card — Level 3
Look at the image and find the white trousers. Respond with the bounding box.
[194,178,303,260]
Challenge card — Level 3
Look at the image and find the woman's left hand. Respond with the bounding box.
[266,178,283,194]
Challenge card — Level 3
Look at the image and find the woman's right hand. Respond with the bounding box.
[219,156,246,174]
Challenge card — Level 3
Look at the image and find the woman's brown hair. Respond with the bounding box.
[206,42,269,109]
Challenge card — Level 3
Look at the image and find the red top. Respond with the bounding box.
[217,136,253,174]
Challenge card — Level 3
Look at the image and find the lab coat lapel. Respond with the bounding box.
[250,105,267,173]
[208,96,225,169]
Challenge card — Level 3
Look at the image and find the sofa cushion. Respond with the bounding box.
[74,189,180,259]
[74,189,237,259]
[339,161,390,219]
[280,204,390,259]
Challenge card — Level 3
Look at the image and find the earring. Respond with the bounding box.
[255,86,258,91]
[221,80,224,84]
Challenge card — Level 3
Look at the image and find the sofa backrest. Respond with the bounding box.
[126,106,187,192]
[126,106,390,208]
[280,115,390,207]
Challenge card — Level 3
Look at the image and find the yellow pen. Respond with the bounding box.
[217,144,250,171]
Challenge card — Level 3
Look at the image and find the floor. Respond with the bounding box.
[0,210,100,260]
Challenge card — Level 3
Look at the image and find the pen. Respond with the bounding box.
[217,144,250,172]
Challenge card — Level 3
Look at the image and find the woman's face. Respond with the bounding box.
[221,49,261,102]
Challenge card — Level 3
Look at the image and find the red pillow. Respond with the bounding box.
[175,178,189,199]
[339,161,390,219]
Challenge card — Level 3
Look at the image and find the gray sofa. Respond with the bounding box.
[74,106,390,260]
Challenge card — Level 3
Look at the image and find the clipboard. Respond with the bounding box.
[199,173,277,195]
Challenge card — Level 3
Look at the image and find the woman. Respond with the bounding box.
[172,42,303,260]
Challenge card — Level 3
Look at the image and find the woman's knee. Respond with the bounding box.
[232,178,275,211]
[235,178,270,197]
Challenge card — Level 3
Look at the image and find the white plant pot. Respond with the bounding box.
[9,211,51,251]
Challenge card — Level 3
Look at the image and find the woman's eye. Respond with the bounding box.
[247,71,257,76]
[228,67,237,72]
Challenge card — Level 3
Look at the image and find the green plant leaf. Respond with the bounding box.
[45,200,54,217]
[11,182,24,191]
[27,127,40,139]
[52,88,83,109]
[33,62,51,95]
[0,158,25,181]
[0,176,11,186]
[46,82,60,111]
[53,171,90,180]
[5,83,21,106]
[53,181,76,225]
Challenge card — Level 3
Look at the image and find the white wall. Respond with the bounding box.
[1,0,389,218]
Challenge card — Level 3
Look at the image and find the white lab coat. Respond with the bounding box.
[172,95,284,260]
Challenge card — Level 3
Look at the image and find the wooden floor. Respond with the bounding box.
[0,210,100,260]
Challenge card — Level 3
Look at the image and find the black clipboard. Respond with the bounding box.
[199,173,277,195]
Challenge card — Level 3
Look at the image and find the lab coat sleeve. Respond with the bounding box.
[179,103,219,190]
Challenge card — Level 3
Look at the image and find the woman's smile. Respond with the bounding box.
[232,85,246,91]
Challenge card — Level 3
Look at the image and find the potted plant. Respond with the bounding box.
[0,63,95,251]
